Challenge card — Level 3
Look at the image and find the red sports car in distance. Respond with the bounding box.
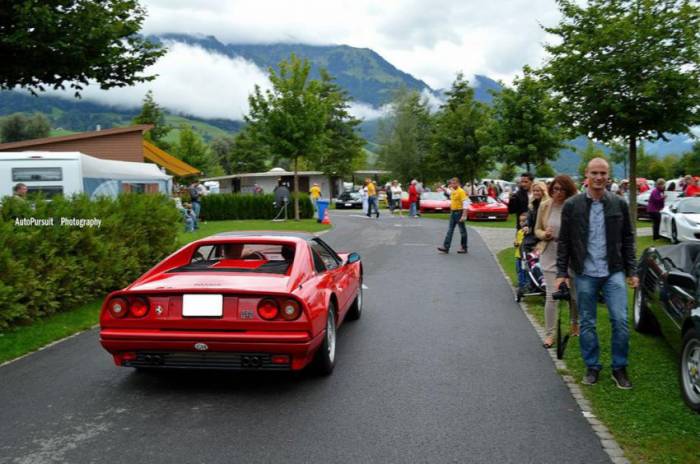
[466,195,508,221]
[400,191,452,213]
[99,232,363,375]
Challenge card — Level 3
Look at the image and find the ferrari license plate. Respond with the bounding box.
[345,203,352,207]
[182,294,223,317]
[488,216,496,219]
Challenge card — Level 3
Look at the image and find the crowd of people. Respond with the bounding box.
[509,160,639,389]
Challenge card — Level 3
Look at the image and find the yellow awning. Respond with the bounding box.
[143,140,201,177]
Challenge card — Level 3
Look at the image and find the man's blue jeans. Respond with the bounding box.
[409,202,417,217]
[191,201,201,229]
[573,272,629,370]
[367,196,378,216]
[443,210,467,251]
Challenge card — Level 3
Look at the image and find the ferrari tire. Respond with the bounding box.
[680,329,700,413]
[314,304,336,375]
[672,221,679,244]
[633,285,659,335]
[346,278,363,321]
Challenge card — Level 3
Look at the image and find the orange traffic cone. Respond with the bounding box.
[321,208,331,225]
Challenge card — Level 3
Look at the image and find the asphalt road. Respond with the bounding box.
[0,212,611,464]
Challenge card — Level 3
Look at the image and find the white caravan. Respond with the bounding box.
[0,151,172,199]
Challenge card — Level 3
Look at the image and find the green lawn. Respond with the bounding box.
[496,235,700,464]
[425,212,652,229]
[176,218,330,245]
[0,219,331,365]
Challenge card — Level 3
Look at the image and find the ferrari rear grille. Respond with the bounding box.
[125,352,289,370]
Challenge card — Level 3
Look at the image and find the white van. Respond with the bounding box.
[0,152,83,198]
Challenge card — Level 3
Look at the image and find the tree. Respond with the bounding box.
[132,90,171,149]
[246,54,328,220]
[173,125,221,176]
[1,1,164,96]
[577,140,608,179]
[499,163,517,182]
[542,0,700,225]
[426,74,490,190]
[535,163,556,178]
[480,67,566,172]
[210,130,268,175]
[608,141,629,179]
[679,142,700,177]
[378,88,433,183]
[0,113,50,142]
[308,70,366,181]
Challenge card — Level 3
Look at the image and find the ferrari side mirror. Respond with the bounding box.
[347,252,361,264]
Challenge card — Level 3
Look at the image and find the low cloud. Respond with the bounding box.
[348,102,390,120]
[43,41,272,121]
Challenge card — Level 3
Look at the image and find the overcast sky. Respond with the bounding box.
[45,0,563,121]
[141,0,562,88]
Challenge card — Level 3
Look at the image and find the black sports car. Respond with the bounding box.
[635,242,700,412]
[335,191,363,209]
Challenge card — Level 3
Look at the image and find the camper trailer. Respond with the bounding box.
[0,151,172,199]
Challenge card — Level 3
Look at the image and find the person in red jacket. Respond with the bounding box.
[408,180,419,218]
[685,177,700,197]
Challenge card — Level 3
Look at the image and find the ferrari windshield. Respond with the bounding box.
[421,192,448,201]
[678,198,700,214]
[171,242,295,274]
[468,195,497,204]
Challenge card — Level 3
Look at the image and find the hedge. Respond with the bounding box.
[0,194,181,329]
[200,193,314,220]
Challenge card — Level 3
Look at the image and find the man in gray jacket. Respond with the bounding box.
[556,158,638,389]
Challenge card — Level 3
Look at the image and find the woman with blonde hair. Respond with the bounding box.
[526,181,550,235]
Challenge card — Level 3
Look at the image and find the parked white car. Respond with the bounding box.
[660,197,700,243]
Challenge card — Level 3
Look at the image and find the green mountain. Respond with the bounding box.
[153,34,432,107]
[0,90,242,144]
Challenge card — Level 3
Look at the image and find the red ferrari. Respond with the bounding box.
[466,195,508,221]
[99,232,363,375]
[400,191,452,213]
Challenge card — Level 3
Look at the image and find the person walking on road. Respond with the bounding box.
[438,177,468,254]
[366,178,379,218]
[535,175,579,348]
[408,180,419,218]
[556,158,638,389]
[390,180,403,215]
[508,173,534,229]
[309,182,321,219]
[647,178,666,240]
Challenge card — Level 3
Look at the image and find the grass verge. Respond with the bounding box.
[425,213,651,229]
[0,300,101,365]
[496,235,699,464]
[0,219,331,365]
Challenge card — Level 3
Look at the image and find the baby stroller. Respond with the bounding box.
[516,241,547,302]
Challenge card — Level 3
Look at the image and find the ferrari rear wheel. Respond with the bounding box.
[633,285,659,335]
[680,329,700,413]
[346,277,363,321]
[314,304,336,375]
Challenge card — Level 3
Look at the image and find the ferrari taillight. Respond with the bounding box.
[129,298,149,318]
[257,299,279,320]
[108,298,128,319]
[280,299,301,321]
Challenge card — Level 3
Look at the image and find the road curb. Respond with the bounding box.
[480,231,630,464]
